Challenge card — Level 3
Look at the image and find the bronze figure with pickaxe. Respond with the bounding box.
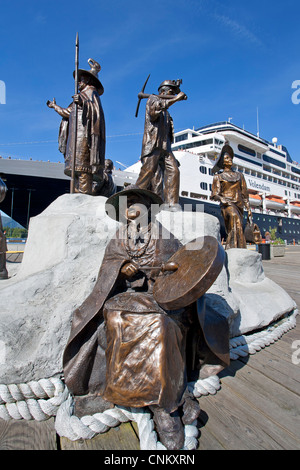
[135,77,187,208]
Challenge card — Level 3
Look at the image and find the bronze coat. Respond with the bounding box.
[63,222,229,407]
[58,85,105,176]
[141,95,174,158]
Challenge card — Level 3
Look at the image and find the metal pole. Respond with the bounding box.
[26,189,32,229]
[70,32,79,194]
[10,188,14,219]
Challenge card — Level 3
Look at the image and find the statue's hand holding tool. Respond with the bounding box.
[72,94,83,106]
[121,262,139,278]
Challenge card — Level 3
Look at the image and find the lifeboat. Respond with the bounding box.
[265,195,287,211]
[249,192,262,207]
[290,201,300,214]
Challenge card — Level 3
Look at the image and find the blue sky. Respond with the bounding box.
[0,0,299,167]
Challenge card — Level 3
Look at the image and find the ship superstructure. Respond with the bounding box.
[120,121,300,243]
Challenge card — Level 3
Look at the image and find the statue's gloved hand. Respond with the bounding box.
[72,94,83,106]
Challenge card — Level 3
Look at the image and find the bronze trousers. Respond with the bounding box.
[74,172,93,195]
[222,203,247,249]
[136,150,180,205]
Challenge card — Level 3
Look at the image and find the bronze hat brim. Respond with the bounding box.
[73,69,104,96]
[212,143,234,174]
[105,186,163,222]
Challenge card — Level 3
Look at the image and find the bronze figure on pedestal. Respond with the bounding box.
[211,143,255,249]
[0,177,8,280]
[47,58,105,195]
[63,185,229,449]
[135,78,187,208]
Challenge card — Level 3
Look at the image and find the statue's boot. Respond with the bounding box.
[149,405,184,450]
[74,393,114,417]
[181,388,201,425]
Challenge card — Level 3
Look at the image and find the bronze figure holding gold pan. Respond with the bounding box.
[211,142,255,249]
[47,58,105,195]
[135,78,187,208]
[63,185,230,449]
[0,177,8,280]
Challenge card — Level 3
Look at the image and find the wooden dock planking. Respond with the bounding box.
[198,246,300,450]
[0,246,299,450]
[198,325,300,450]
[60,422,140,450]
[0,418,57,450]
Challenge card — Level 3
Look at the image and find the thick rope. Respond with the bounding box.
[0,308,297,449]
[229,309,298,360]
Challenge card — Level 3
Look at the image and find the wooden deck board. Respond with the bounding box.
[197,246,300,451]
[0,418,57,450]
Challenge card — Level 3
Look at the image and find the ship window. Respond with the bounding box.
[181,191,188,197]
[199,166,207,174]
[292,166,300,175]
[190,192,208,200]
[200,182,208,190]
[209,168,213,175]
[263,165,272,172]
[238,144,256,157]
[235,154,262,167]
[175,133,188,143]
[263,154,286,169]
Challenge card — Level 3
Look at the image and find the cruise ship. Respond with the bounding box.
[118,122,300,244]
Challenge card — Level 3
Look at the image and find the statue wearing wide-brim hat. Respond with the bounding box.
[105,184,163,222]
[47,57,106,195]
[212,141,234,174]
[73,58,104,96]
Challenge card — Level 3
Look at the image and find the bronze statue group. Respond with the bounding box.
[0,57,260,449]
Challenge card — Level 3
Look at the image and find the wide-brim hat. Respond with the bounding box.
[105,185,163,222]
[73,58,104,96]
[212,142,234,174]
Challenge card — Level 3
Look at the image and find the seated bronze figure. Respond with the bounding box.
[63,185,229,449]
